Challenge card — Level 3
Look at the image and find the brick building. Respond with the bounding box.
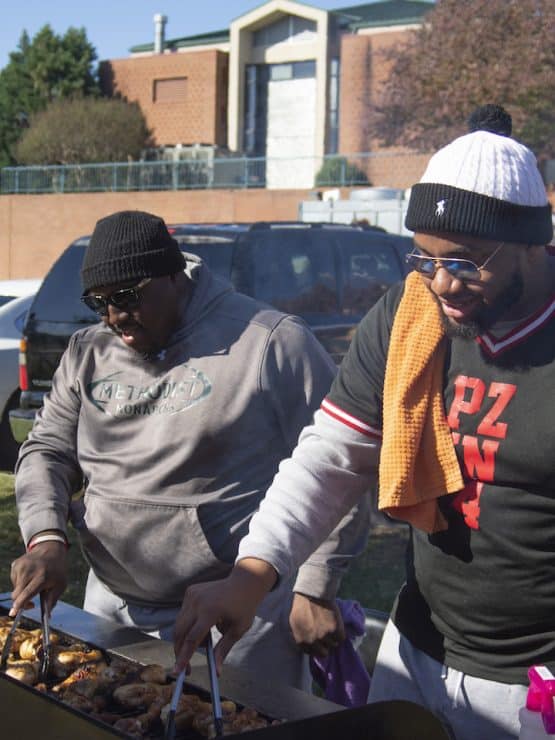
[99,0,434,188]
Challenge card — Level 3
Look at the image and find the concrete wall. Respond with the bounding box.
[266,76,317,188]
[0,189,312,280]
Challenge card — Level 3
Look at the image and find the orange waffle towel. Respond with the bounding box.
[378,271,464,533]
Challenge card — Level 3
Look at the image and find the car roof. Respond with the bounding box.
[0,292,36,339]
[0,278,42,298]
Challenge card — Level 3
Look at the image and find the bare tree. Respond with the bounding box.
[368,0,555,161]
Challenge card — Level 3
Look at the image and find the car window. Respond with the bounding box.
[0,295,16,308]
[29,243,95,324]
[175,236,234,279]
[14,309,29,333]
[238,230,339,322]
[332,232,405,317]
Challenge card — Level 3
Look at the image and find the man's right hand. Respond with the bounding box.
[173,557,278,673]
[10,542,68,616]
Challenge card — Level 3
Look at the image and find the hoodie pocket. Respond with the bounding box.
[70,493,231,606]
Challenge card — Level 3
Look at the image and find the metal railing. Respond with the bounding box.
[0,152,425,195]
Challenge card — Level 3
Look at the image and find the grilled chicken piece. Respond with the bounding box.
[0,626,36,655]
[5,659,39,685]
[191,703,217,736]
[51,645,103,678]
[139,663,167,684]
[62,690,96,714]
[229,707,270,732]
[52,661,109,696]
[221,699,238,716]
[160,693,206,731]
[112,717,146,738]
[19,631,60,660]
[113,695,167,736]
[112,681,172,709]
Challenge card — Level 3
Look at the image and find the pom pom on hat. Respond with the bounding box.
[81,210,186,293]
[467,104,512,137]
[405,107,553,245]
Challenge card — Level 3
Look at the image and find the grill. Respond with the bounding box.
[0,595,450,739]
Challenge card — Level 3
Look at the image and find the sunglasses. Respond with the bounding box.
[406,242,504,282]
[81,278,152,316]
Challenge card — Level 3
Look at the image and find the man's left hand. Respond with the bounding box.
[289,593,345,658]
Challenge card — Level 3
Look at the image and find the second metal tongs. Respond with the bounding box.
[206,633,223,737]
[38,592,51,681]
[0,608,23,670]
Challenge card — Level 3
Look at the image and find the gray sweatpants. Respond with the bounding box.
[83,569,312,692]
[368,620,528,740]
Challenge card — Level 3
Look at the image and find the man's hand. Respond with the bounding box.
[289,593,345,658]
[10,542,68,616]
[173,558,277,673]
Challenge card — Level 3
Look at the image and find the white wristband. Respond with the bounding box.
[27,533,68,551]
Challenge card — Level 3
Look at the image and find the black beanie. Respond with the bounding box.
[81,210,186,293]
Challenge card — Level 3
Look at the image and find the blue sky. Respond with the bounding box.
[0,0,349,70]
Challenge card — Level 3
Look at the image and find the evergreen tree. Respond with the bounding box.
[0,25,99,166]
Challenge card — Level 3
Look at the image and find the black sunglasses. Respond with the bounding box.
[405,242,504,282]
[81,278,152,316]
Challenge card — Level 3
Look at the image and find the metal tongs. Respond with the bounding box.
[164,666,187,740]
[0,609,23,670]
[164,633,223,740]
[38,592,51,681]
[206,633,223,737]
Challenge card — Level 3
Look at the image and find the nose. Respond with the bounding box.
[104,303,130,324]
[429,265,464,298]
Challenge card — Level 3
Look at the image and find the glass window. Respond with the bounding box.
[31,243,96,324]
[334,233,404,317]
[293,60,315,79]
[270,64,292,81]
[244,231,339,322]
[14,309,29,333]
[176,237,235,279]
[253,15,316,47]
[327,58,340,154]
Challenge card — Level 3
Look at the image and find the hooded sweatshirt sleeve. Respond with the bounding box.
[237,408,379,584]
[238,288,400,587]
[258,315,375,599]
[15,332,85,544]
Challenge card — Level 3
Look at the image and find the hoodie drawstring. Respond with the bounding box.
[441,664,465,709]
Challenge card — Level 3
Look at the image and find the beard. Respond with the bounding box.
[439,270,525,340]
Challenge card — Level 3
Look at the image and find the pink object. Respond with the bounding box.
[527,666,555,734]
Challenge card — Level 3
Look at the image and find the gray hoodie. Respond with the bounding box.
[16,256,368,607]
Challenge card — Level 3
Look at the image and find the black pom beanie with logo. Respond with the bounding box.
[405,116,553,246]
[81,210,186,293]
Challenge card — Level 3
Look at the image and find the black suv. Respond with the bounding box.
[10,221,412,444]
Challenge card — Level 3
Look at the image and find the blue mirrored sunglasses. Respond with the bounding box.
[81,277,152,316]
[405,243,504,282]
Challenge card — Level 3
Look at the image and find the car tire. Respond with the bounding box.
[0,390,22,472]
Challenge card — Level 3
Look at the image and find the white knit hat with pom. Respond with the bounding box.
[406,118,552,245]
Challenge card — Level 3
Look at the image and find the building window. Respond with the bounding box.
[327,58,340,154]
[244,65,269,156]
[269,60,316,82]
[153,77,188,103]
[253,15,316,47]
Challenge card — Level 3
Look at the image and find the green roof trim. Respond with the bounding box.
[331,0,433,28]
[130,28,229,54]
[129,1,433,54]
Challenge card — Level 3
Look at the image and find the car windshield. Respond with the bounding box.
[239,229,403,324]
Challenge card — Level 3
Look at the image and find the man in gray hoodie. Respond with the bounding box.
[9,209,368,689]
